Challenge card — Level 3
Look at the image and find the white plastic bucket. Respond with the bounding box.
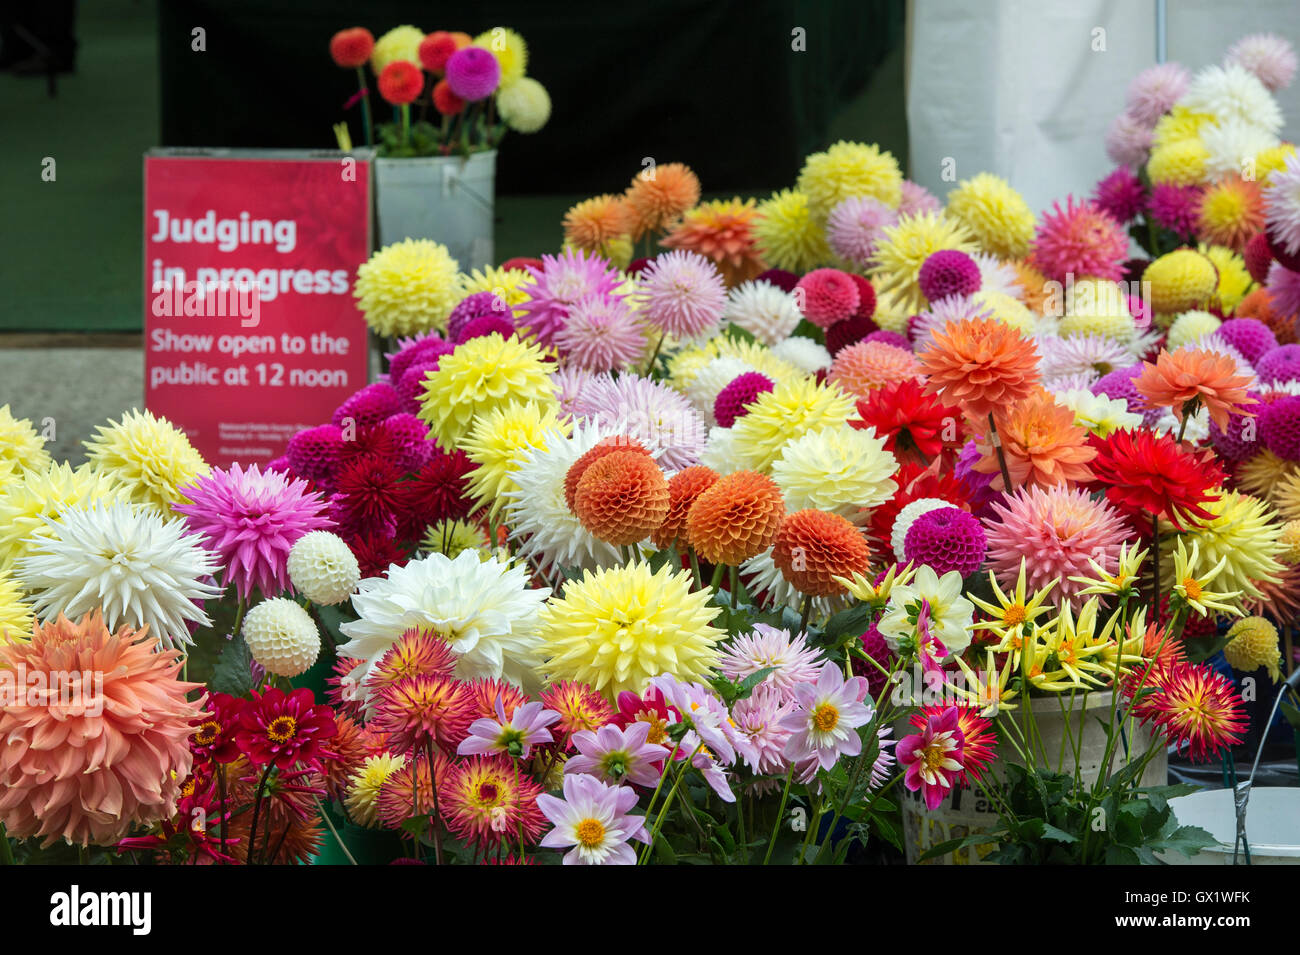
[899,692,1167,865]
[374,151,496,272]
[1166,788,1300,864]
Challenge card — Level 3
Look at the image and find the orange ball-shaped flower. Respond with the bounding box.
[1236,287,1296,343]
[0,612,204,847]
[829,340,922,397]
[1133,347,1257,432]
[974,394,1097,491]
[685,470,785,565]
[918,317,1042,419]
[378,60,424,105]
[652,465,719,550]
[573,450,669,547]
[564,436,651,511]
[564,195,635,252]
[625,162,701,239]
[772,509,872,596]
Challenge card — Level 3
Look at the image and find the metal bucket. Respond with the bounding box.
[374,151,496,272]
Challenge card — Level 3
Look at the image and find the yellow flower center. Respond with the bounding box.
[266,716,297,744]
[194,720,221,745]
[922,744,949,775]
[1182,577,1202,601]
[575,818,605,848]
[1002,604,1027,627]
[812,702,839,733]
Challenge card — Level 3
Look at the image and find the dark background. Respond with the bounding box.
[158,0,904,194]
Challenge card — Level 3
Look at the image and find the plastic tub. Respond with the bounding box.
[1167,787,1300,864]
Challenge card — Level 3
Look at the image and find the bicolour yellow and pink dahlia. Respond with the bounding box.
[0,611,204,847]
[1029,196,1128,284]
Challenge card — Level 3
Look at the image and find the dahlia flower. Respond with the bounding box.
[0,572,33,643]
[339,549,550,695]
[897,706,967,810]
[563,195,633,254]
[771,336,833,374]
[797,140,903,218]
[0,404,50,475]
[538,562,724,700]
[871,211,977,314]
[355,239,460,337]
[726,377,856,474]
[718,624,824,694]
[945,173,1035,260]
[826,195,897,268]
[976,394,1097,490]
[473,26,526,85]
[516,247,623,347]
[565,722,669,787]
[722,280,803,346]
[754,188,833,273]
[287,530,360,605]
[1264,151,1300,257]
[1136,662,1246,763]
[1030,196,1128,284]
[661,197,765,287]
[242,597,321,678]
[0,612,203,846]
[877,565,975,659]
[440,755,546,849]
[770,423,898,518]
[624,162,701,238]
[780,663,872,772]
[1126,62,1191,124]
[829,340,921,396]
[0,462,125,573]
[84,409,208,511]
[568,372,706,470]
[17,500,220,648]
[345,753,406,827]
[1106,111,1154,167]
[554,293,646,372]
[459,698,559,759]
[236,686,336,770]
[1223,615,1282,680]
[461,398,568,521]
[730,685,797,775]
[1133,347,1256,432]
[538,772,649,865]
[1092,166,1146,224]
[1162,490,1284,602]
[639,250,728,341]
[369,25,423,74]
[1183,63,1283,134]
[1226,33,1297,92]
[919,317,1041,418]
[496,76,551,133]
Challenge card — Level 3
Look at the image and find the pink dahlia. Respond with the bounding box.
[565,722,670,787]
[1267,263,1300,321]
[444,46,500,101]
[286,424,344,484]
[1125,62,1191,125]
[896,706,965,811]
[729,684,797,775]
[718,623,823,694]
[537,772,649,865]
[1106,112,1154,168]
[829,339,922,397]
[898,180,942,218]
[983,485,1129,604]
[174,463,333,601]
[909,294,992,353]
[456,313,516,344]
[0,612,203,847]
[779,662,872,772]
[826,196,898,269]
[553,293,646,373]
[796,268,860,328]
[458,698,560,760]
[447,292,508,341]
[395,358,446,411]
[713,371,775,427]
[917,250,981,303]
[1030,196,1128,284]
[1265,153,1300,258]
[1225,33,1298,93]
[1092,166,1146,224]
[639,250,728,340]
[517,248,623,348]
[568,372,707,470]
[1149,183,1204,238]
[333,382,403,429]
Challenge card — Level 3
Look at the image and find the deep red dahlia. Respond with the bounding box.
[1087,428,1224,529]
[852,378,962,464]
[332,457,407,538]
[399,448,474,533]
[236,688,337,770]
[347,532,413,579]
[1133,662,1246,763]
[190,692,246,764]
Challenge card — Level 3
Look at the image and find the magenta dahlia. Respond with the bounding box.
[1030,196,1128,284]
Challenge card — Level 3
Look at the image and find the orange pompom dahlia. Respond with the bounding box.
[829,341,922,397]
[0,612,204,847]
[686,470,785,565]
[661,198,766,287]
[919,317,1042,419]
[772,509,872,596]
[974,394,1098,491]
[563,195,635,252]
[572,450,669,546]
[1133,348,1257,432]
[625,162,702,239]
[652,465,720,550]
[564,435,651,511]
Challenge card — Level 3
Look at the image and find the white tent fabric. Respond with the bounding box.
[906,0,1300,218]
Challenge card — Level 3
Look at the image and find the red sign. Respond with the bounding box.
[144,152,371,468]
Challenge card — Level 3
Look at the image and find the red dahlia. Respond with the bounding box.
[851,378,962,465]
[1087,428,1224,529]
[236,688,337,770]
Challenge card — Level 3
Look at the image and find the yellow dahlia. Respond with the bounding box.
[0,462,126,573]
[1057,279,1136,342]
[84,410,208,511]
[0,405,50,475]
[1198,177,1264,251]
[1162,490,1285,604]
[1240,450,1298,507]
[345,752,407,827]
[754,189,832,273]
[1223,616,1282,680]
[458,265,531,316]
[973,288,1037,336]
[1166,310,1223,351]
[538,561,724,699]
[871,286,911,334]
[462,399,569,521]
[370,25,424,74]
[945,173,1035,260]
[770,423,898,520]
[796,141,903,219]
[728,377,856,474]
[661,197,765,287]
[1152,106,1214,150]
[0,572,32,643]
[473,27,527,86]
[1278,519,1300,564]
[1200,244,1255,312]
[1256,143,1297,182]
[1144,249,1219,316]
[418,333,557,450]
[871,212,977,314]
[355,239,460,337]
[422,518,491,559]
[1147,139,1211,186]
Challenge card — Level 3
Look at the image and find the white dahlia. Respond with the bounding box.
[770,424,898,520]
[723,280,803,346]
[337,549,550,695]
[1200,117,1280,179]
[242,597,321,677]
[1183,63,1283,134]
[16,500,221,648]
[770,336,833,374]
[287,530,360,605]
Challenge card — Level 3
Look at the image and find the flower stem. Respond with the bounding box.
[763,767,795,866]
[688,547,703,591]
[0,823,13,866]
[729,565,739,609]
[245,763,275,865]
[400,103,411,148]
[987,412,1013,492]
[355,66,373,147]
[425,739,445,865]
[798,595,812,636]
[640,742,704,863]
[643,331,666,377]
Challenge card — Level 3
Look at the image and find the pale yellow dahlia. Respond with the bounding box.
[461,399,570,521]
[1166,310,1223,351]
[370,25,424,74]
[1161,490,1285,603]
[0,405,50,475]
[728,377,856,474]
[422,519,491,559]
[0,572,33,643]
[1200,244,1255,312]
[871,212,978,314]
[0,462,126,573]
[355,239,460,337]
[754,189,832,273]
[83,410,208,511]
[770,423,898,520]
[345,753,407,827]
[457,265,531,316]
[1147,139,1211,186]
[538,561,724,700]
[1241,451,1299,508]
[1152,106,1214,150]
[973,289,1037,336]
[1223,616,1282,680]
[495,76,551,134]
[418,333,557,450]
[474,27,527,86]
[797,141,903,219]
[945,173,1035,260]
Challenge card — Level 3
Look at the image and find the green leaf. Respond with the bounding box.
[792,319,825,345]
[1040,823,1079,844]
[645,548,674,574]
[1152,823,1216,858]
[737,667,776,695]
[209,635,253,696]
[918,831,998,861]
[1185,631,1233,664]
[1105,844,1140,865]
[724,323,756,345]
[1280,700,1300,731]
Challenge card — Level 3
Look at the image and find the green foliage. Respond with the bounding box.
[208,633,254,696]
